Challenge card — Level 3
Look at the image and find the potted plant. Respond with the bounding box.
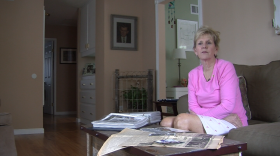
[122,85,147,110]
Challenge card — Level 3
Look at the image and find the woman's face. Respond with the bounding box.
[194,34,218,61]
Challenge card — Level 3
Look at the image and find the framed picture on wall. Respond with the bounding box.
[177,19,198,51]
[60,48,76,64]
[110,14,138,51]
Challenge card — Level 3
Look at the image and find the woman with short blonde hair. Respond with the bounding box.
[160,26,248,135]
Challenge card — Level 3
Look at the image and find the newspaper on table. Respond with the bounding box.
[97,128,224,156]
[91,112,161,129]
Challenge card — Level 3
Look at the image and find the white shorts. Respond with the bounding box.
[197,115,236,136]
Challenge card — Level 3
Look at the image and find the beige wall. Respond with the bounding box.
[93,0,157,119]
[0,0,44,129]
[203,0,280,65]
[45,25,77,112]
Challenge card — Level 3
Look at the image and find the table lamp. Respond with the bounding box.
[172,48,186,86]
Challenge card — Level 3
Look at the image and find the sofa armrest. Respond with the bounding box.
[177,94,189,114]
[0,113,12,126]
[227,122,280,156]
[0,112,17,156]
[0,125,17,156]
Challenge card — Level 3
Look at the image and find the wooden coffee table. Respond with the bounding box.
[80,124,247,156]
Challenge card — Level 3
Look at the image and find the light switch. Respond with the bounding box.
[32,74,37,79]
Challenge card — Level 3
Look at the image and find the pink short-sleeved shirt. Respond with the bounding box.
[188,59,248,126]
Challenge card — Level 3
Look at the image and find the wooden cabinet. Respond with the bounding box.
[80,0,96,57]
[80,75,96,124]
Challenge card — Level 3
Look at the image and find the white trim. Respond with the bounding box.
[14,128,44,135]
[54,111,77,115]
[198,0,203,27]
[154,0,164,100]
[155,3,159,100]
[53,39,57,114]
[43,9,45,108]
[76,118,81,123]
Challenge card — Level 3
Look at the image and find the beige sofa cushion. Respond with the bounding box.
[234,60,280,122]
[177,94,189,114]
[0,113,11,126]
[0,113,17,156]
[227,122,280,156]
[238,76,251,120]
[0,125,17,156]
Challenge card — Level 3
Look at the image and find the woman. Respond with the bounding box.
[160,26,248,135]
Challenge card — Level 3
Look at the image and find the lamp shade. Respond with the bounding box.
[172,48,186,60]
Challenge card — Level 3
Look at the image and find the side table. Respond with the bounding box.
[154,101,178,119]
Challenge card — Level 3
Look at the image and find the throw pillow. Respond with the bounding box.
[238,76,252,120]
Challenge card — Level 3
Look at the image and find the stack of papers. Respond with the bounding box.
[121,111,161,124]
[91,111,161,129]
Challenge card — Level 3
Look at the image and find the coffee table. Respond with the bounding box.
[80,124,247,156]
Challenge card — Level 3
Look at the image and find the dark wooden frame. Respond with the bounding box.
[114,69,153,113]
[110,14,138,51]
[154,101,178,119]
[60,48,76,64]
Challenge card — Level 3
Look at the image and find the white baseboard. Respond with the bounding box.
[54,111,77,115]
[14,128,44,135]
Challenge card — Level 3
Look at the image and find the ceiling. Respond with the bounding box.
[44,0,88,26]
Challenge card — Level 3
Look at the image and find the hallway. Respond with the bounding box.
[15,114,87,156]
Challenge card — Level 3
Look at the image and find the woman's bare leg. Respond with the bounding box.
[173,113,205,133]
[160,116,176,128]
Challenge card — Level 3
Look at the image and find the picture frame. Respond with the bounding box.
[83,63,95,76]
[60,48,76,64]
[177,19,198,51]
[111,14,138,51]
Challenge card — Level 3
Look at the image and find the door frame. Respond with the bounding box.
[44,38,57,115]
[154,0,202,100]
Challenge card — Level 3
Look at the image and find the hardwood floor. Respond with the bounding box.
[15,114,87,156]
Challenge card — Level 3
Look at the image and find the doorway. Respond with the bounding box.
[43,38,57,115]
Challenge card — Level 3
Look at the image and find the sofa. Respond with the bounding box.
[177,60,280,156]
[0,112,17,156]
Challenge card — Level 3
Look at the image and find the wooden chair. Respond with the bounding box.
[154,94,189,119]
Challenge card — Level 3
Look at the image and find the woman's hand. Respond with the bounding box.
[189,110,196,115]
[223,114,242,128]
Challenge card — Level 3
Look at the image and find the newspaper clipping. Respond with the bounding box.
[97,128,224,156]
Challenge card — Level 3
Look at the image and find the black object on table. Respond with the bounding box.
[154,100,179,119]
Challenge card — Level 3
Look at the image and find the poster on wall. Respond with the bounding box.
[177,19,198,51]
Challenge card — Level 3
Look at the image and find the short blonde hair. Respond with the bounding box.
[193,26,220,50]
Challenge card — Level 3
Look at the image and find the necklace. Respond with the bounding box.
[202,59,216,82]
[203,69,213,82]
